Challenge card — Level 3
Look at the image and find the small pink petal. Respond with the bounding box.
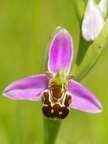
[3,74,49,101]
[48,28,73,75]
[68,80,102,113]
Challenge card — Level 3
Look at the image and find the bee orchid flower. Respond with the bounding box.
[2,28,102,120]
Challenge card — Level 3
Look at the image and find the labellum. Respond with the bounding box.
[40,69,75,120]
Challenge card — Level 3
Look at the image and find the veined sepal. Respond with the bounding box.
[41,26,62,73]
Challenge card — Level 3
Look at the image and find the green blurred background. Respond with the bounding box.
[0,0,108,144]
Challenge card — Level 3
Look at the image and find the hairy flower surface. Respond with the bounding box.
[3,28,102,120]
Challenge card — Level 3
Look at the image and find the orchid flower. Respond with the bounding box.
[2,28,102,120]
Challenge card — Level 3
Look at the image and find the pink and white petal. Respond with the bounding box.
[68,80,102,113]
[3,74,49,101]
[48,28,73,75]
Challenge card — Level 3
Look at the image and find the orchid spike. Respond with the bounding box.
[2,27,102,120]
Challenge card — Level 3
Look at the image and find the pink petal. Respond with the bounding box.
[68,80,102,113]
[48,28,73,75]
[3,74,49,101]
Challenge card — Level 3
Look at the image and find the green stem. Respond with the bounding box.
[43,118,61,144]
[71,29,91,74]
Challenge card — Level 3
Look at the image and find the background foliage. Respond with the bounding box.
[0,0,108,144]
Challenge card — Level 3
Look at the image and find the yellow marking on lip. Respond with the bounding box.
[59,111,63,115]
[43,104,48,107]
[51,109,54,113]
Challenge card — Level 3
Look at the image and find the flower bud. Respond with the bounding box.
[82,0,104,41]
